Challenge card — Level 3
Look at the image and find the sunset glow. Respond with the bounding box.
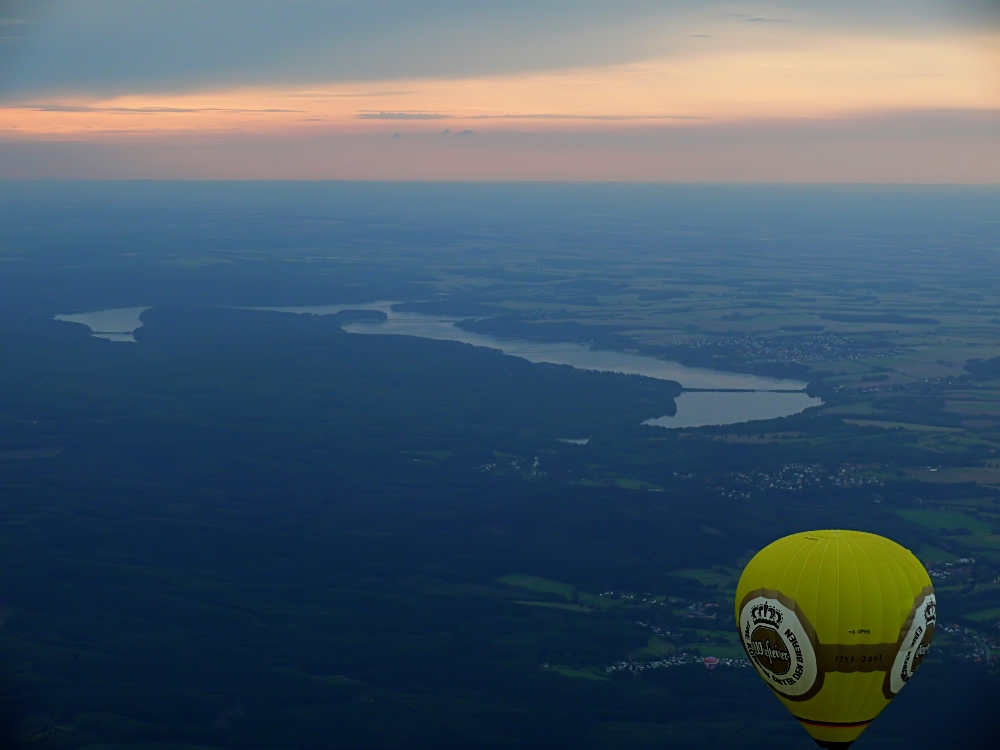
[0,2,997,181]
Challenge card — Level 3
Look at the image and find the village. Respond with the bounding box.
[718,462,885,499]
[678,332,900,368]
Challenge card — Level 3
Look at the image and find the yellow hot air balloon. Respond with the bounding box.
[735,530,936,749]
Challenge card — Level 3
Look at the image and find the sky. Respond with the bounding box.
[0,0,997,181]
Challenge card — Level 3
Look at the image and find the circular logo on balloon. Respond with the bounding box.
[887,591,936,697]
[739,591,819,699]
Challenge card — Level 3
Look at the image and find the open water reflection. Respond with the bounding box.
[54,307,150,342]
[646,391,821,429]
[54,304,822,427]
[257,302,823,428]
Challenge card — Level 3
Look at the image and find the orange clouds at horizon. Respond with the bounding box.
[0,26,997,181]
[3,31,996,137]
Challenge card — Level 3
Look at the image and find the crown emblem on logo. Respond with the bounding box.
[923,600,936,621]
[750,601,783,628]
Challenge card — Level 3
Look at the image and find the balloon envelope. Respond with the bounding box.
[735,530,935,748]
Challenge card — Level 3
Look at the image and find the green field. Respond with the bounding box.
[895,509,993,534]
[965,607,1000,623]
[498,574,618,609]
[549,665,609,681]
[514,600,595,612]
[668,567,740,591]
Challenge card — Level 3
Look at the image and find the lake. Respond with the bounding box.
[54,307,150,342]
[57,303,823,427]
[249,302,823,428]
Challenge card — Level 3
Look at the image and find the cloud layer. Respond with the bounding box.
[0,0,997,181]
[2,0,997,97]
